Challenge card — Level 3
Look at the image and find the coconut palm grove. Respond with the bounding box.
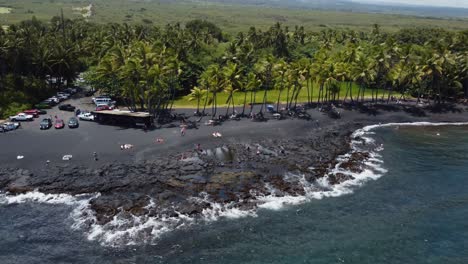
[0,17,467,119]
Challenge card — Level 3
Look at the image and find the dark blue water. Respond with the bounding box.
[1,125,468,264]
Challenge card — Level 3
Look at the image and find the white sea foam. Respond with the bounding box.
[0,189,95,205]
[2,122,467,247]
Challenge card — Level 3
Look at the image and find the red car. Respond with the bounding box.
[95,105,112,111]
[23,109,40,118]
[54,119,65,129]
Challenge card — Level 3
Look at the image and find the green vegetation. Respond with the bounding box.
[0,14,467,120]
[0,0,467,33]
[173,83,371,108]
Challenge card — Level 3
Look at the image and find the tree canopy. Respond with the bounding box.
[1,16,467,119]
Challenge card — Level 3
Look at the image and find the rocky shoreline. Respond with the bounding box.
[3,101,468,239]
[0,123,368,226]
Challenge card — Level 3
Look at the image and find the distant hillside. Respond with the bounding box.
[1,0,467,32]
[188,0,468,18]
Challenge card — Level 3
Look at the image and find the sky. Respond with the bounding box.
[350,0,468,8]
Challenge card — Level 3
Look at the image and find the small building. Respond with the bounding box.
[91,110,152,128]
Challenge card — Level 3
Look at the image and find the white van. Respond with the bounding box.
[94,98,112,106]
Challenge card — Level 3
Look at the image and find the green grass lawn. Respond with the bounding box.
[173,83,381,108]
[1,0,467,32]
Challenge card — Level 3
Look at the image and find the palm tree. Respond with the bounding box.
[273,59,288,112]
[198,77,211,116]
[223,62,242,116]
[188,87,206,115]
[352,56,375,103]
[254,57,274,114]
[203,64,225,118]
[421,53,444,104]
[245,71,261,115]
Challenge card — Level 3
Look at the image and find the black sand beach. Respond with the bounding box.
[2,94,468,232]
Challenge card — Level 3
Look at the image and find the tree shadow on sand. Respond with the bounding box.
[357,104,380,116]
[402,105,426,117]
[425,103,463,114]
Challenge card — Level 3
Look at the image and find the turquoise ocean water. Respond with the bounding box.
[1,125,468,263]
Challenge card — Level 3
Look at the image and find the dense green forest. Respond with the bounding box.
[0,16,467,119]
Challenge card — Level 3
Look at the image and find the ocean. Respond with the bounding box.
[1,123,468,264]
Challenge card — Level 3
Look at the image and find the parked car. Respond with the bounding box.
[48,97,60,104]
[95,105,112,111]
[0,123,17,132]
[2,122,21,131]
[57,93,69,100]
[92,96,111,104]
[64,88,77,94]
[40,118,53,130]
[2,122,20,131]
[23,109,40,118]
[78,112,94,121]
[35,102,52,109]
[41,98,57,105]
[68,117,79,128]
[54,119,65,129]
[36,109,47,115]
[10,113,34,121]
[58,104,76,112]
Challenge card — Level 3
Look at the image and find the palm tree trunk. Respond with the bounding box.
[276,89,282,112]
[202,89,209,115]
[289,83,297,109]
[310,81,314,106]
[249,90,256,115]
[260,87,267,113]
[225,95,231,117]
[212,91,217,118]
[361,86,366,102]
[386,85,393,104]
[231,94,236,115]
[241,92,248,116]
[375,87,379,103]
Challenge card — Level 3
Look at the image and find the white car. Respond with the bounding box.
[78,112,95,121]
[10,113,34,121]
[49,97,60,103]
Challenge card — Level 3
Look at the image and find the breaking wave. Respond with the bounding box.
[2,122,466,247]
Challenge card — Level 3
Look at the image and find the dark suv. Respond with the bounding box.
[40,118,53,130]
[58,104,76,112]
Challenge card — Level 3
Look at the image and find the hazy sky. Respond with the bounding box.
[351,0,468,8]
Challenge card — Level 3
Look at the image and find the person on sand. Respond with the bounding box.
[180,126,186,136]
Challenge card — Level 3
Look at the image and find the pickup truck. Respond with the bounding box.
[10,113,34,121]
